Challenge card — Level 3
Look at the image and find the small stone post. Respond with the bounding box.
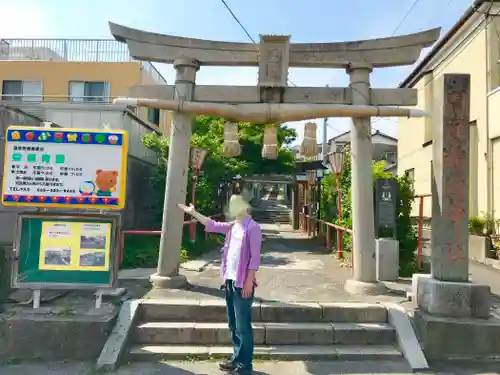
[291,178,299,230]
[344,64,386,295]
[417,74,491,318]
[150,58,200,289]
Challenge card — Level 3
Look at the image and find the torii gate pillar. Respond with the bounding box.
[151,58,199,288]
[345,64,386,294]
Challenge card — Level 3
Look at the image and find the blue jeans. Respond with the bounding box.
[224,279,254,371]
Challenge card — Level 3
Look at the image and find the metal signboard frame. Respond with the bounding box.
[11,211,121,290]
[2,126,128,210]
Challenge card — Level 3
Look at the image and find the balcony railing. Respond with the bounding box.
[0,38,167,85]
[1,95,146,124]
[1,94,112,103]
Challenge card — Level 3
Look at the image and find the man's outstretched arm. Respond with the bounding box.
[178,203,209,225]
[178,204,231,234]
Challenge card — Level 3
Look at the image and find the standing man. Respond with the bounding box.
[178,195,262,375]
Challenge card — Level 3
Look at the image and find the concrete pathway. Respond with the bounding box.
[1,359,500,374]
[146,223,405,303]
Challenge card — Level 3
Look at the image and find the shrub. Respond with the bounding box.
[132,116,297,267]
[469,216,487,236]
[320,151,418,276]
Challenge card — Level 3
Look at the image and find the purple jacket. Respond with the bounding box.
[205,216,262,288]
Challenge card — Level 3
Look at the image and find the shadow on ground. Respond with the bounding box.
[429,359,500,374]
[2,359,500,375]
[209,253,293,268]
[304,360,413,374]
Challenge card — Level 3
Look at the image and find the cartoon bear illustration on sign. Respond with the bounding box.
[94,169,118,197]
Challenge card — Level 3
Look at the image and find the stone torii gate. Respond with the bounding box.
[110,22,440,294]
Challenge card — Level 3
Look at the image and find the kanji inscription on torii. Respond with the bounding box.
[431,74,470,282]
[258,35,290,88]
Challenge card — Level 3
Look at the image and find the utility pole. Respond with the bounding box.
[322,85,329,164]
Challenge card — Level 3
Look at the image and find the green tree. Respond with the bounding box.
[320,151,418,276]
[122,116,297,268]
[142,116,297,221]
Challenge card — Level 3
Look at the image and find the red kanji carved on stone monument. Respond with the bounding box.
[447,204,465,222]
[448,180,467,200]
[447,90,468,119]
[447,242,467,262]
[443,156,462,169]
[450,120,466,138]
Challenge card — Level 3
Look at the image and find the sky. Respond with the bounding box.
[0,0,474,145]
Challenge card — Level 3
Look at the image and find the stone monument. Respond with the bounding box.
[416,74,491,318]
[412,74,499,359]
[110,22,440,293]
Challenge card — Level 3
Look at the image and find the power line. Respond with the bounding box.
[392,0,425,36]
[219,0,393,135]
[343,0,423,130]
[324,0,425,133]
[219,0,298,87]
[220,0,256,43]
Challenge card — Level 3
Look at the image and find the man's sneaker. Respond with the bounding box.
[218,360,236,372]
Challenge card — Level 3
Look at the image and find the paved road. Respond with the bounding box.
[147,223,404,303]
[1,359,500,374]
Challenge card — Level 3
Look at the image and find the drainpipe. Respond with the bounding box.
[485,9,493,217]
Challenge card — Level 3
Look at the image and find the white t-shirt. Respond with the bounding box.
[224,221,245,281]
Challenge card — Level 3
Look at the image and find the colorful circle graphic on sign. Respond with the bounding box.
[79,181,96,196]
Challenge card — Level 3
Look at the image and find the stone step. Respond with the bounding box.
[134,322,396,345]
[129,344,402,361]
[140,300,388,323]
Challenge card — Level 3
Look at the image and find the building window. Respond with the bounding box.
[147,108,160,126]
[2,80,42,101]
[68,81,109,103]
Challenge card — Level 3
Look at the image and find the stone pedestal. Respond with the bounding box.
[414,310,500,359]
[376,238,399,282]
[417,277,491,319]
[154,58,200,288]
[150,274,188,289]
